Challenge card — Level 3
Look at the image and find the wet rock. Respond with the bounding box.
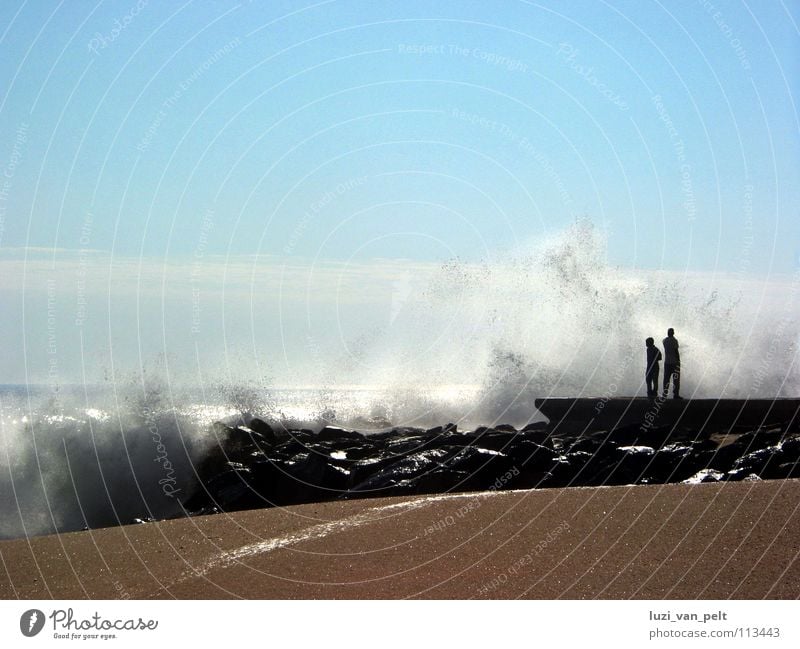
[543,455,588,488]
[182,417,800,517]
[645,444,709,483]
[248,418,277,444]
[610,446,658,485]
[442,447,516,491]
[731,428,787,453]
[610,424,700,448]
[317,426,364,442]
[773,461,800,479]
[522,421,548,433]
[368,427,425,442]
[508,440,556,469]
[347,448,454,496]
[465,430,517,452]
[569,436,606,454]
[494,424,517,432]
[185,466,263,514]
[385,434,435,455]
[778,436,800,462]
[520,422,552,445]
[682,469,725,484]
[729,446,785,480]
[726,472,763,482]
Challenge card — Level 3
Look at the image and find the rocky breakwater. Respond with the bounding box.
[183,414,800,516]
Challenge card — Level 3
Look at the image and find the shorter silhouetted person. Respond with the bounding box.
[662,327,682,399]
[645,337,661,398]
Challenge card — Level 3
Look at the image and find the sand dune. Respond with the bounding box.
[2,479,799,599]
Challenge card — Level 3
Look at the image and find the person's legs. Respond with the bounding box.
[663,364,673,396]
[646,367,658,397]
[673,364,680,398]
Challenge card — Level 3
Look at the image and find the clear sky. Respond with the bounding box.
[0,0,798,386]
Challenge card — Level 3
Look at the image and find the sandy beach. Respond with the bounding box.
[2,479,799,599]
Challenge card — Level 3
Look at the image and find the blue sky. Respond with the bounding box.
[0,1,798,386]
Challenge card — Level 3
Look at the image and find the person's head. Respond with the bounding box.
[646,337,654,347]
[667,328,674,337]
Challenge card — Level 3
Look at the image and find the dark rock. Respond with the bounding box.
[368,427,425,441]
[520,422,551,445]
[725,471,763,482]
[732,428,787,453]
[441,446,516,491]
[182,416,800,518]
[687,438,720,453]
[185,466,263,514]
[641,444,706,484]
[521,430,554,447]
[326,442,378,461]
[347,448,454,496]
[682,469,725,484]
[522,421,548,433]
[249,418,277,444]
[385,434,435,455]
[508,440,556,469]
[544,456,589,488]
[317,426,364,442]
[604,424,645,446]
[703,443,743,472]
[511,468,552,490]
[555,450,611,486]
[465,430,517,452]
[729,446,785,479]
[611,424,701,448]
[245,454,350,506]
[287,428,317,441]
[610,446,657,485]
[402,468,469,495]
[272,437,310,458]
[229,426,271,455]
[568,436,603,454]
[511,441,558,488]
[773,461,800,479]
[347,454,407,486]
[779,436,800,462]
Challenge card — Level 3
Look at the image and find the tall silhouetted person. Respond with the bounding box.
[662,328,682,399]
[645,337,662,398]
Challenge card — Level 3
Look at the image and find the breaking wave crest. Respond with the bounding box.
[324,220,798,422]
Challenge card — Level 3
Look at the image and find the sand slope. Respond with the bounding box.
[2,480,799,599]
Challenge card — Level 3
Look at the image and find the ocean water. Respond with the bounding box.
[2,223,798,539]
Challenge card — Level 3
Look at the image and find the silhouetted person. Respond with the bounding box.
[645,337,661,398]
[662,328,682,399]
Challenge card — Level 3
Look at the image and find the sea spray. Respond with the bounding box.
[314,220,797,426]
[0,382,216,539]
